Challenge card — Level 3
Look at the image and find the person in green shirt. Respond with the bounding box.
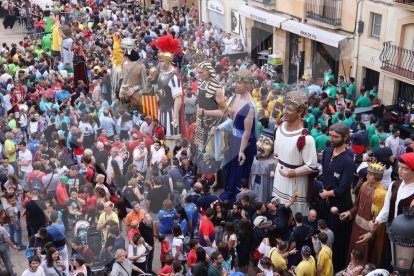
[310,122,321,139]
[332,106,345,124]
[324,68,335,88]
[346,77,356,102]
[367,117,378,140]
[378,125,390,140]
[369,131,380,152]
[338,75,347,90]
[369,86,378,98]
[326,79,337,106]
[356,92,372,107]
[315,127,330,153]
[305,108,316,132]
[311,105,320,118]
[343,110,353,128]
[42,33,52,52]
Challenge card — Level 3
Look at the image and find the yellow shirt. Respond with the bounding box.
[295,256,316,276]
[268,248,287,271]
[318,245,333,276]
[4,139,16,162]
[98,211,119,240]
[51,24,62,52]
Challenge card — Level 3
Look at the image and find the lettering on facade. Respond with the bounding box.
[250,13,267,23]
[208,1,224,15]
[300,30,317,40]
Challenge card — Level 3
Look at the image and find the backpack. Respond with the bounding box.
[180,236,191,257]
[122,186,139,209]
[30,174,43,190]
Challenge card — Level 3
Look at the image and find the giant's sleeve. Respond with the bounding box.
[295,135,319,175]
[376,181,393,224]
[333,158,354,197]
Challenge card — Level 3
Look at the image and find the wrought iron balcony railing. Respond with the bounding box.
[393,0,414,6]
[379,41,414,80]
[306,0,342,27]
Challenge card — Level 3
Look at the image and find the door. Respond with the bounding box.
[363,67,380,91]
[251,27,273,67]
[288,33,299,84]
[312,41,339,80]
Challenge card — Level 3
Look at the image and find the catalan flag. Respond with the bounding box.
[141,95,158,120]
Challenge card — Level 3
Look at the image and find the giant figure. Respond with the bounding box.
[272,90,318,215]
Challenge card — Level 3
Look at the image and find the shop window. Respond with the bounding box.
[370,12,382,39]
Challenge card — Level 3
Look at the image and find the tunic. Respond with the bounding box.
[348,182,386,266]
[250,157,275,203]
[157,68,181,138]
[272,123,318,215]
[61,38,73,68]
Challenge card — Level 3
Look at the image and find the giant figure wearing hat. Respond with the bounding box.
[338,162,387,267]
[250,129,276,203]
[195,61,226,157]
[216,70,258,202]
[151,35,185,138]
[111,34,147,110]
[272,90,318,215]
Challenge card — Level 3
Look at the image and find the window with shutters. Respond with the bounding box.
[371,13,382,38]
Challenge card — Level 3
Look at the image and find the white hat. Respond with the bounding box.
[253,216,268,227]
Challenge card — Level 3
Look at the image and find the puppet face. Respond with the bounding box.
[256,134,274,158]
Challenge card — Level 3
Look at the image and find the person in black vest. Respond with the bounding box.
[370,152,414,271]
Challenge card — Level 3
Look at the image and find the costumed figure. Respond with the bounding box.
[250,129,276,203]
[72,41,88,97]
[140,66,159,120]
[195,61,226,158]
[112,34,147,110]
[272,90,318,215]
[151,35,185,138]
[339,162,387,267]
[60,25,73,69]
[216,70,258,203]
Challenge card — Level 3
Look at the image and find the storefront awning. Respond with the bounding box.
[281,20,347,48]
[238,5,287,28]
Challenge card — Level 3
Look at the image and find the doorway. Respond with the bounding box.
[288,33,299,84]
[251,26,273,67]
[363,67,380,91]
[312,41,339,81]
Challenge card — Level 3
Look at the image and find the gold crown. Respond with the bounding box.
[367,162,385,175]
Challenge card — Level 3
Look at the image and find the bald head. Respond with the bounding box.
[308,209,317,222]
[194,182,202,192]
[96,141,104,151]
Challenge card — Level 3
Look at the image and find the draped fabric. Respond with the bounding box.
[141,95,158,120]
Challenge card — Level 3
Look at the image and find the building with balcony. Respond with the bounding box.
[356,0,414,105]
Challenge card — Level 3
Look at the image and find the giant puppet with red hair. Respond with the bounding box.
[151,35,185,139]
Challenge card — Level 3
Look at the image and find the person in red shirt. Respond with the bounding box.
[186,239,200,270]
[153,119,165,140]
[198,208,215,256]
[83,156,95,183]
[56,176,69,207]
[26,161,46,190]
[159,235,171,267]
[158,255,174,276]
[128,133,141,154]
[127,220,141,242]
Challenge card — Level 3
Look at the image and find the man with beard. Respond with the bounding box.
[250,129,276,203]
[318,122,354,271]
[273,90,318,214]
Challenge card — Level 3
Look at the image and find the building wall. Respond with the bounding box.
[341,0,358,33]
[357,0,414,105]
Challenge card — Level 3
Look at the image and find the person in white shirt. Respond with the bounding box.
[139,116,153,135]
[150,141,165,165]
[385,130,400,157]
[133,141,148,174]
[18,141,33,191]
[106,148,123,184]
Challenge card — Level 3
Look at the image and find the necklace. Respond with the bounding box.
[359,183,376,210]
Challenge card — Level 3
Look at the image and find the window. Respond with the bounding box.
[371,13,382,38]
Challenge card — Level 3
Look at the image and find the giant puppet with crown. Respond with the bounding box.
[150,35,185,139]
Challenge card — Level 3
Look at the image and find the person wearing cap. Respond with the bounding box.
[318,122,354,271]
[339,162,386,266]
[292,245,316,276]
[194,61,225,156]
[272,90,318,215]
[369,152,414,271]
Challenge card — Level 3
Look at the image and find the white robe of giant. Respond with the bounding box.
[273,122,318,214]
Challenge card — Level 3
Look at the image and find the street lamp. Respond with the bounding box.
[389,207,414,275]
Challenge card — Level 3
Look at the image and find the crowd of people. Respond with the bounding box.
[0,0,413,275]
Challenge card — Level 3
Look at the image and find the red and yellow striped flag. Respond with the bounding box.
[141,95,159,120]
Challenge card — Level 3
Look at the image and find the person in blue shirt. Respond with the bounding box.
[184,195,199,236]
[158,199,177,246]
[47,211,69,275]
[55,89,71,103]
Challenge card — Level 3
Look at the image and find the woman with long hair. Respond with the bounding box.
[175,205,189,237]
[171,225,187,273]
[128,234,148,275]
[41,247,66,275]
[336,248,364,276]
[190,247,208,276]
[212,201,226,243]
[117,113,132,141]
[217,242,234,273]
[70,255,88,276]
[236,218,253,273]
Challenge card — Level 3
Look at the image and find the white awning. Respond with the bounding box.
[281,20,347,48]
[238,5,287,28]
